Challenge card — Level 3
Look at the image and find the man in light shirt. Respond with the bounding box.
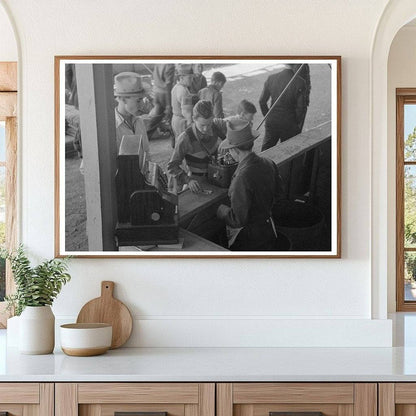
[114,71,149,153]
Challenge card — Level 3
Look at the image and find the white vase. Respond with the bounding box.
[19,305,55,354]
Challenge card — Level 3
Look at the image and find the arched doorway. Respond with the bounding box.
[371,0,416,319]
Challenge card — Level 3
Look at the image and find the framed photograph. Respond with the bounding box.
[55,56,341,258]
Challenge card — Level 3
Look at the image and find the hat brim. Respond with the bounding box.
[114,82,151,98]
[114,90,147,98]
[220,131,260,150]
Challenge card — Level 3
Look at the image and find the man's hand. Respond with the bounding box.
[188,179,201,193]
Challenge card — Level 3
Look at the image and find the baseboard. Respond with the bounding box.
[56,317,392,347]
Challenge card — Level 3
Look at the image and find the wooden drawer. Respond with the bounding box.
[0,383,53,416]
[217,383,377,416]
[56,383,215,416]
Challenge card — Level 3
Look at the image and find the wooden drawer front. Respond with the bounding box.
[218,384,376,416]
[233,384,354,404]
[78,383,200,404]
[57,383,215,416]
[0,383,39,404]
[0,383,53,416]
[395,384,416,404]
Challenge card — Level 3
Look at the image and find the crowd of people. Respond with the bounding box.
[67,62,312,251]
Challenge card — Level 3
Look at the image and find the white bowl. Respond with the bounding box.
[60,323,112,356]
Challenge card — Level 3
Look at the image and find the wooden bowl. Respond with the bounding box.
[60,323,112,356]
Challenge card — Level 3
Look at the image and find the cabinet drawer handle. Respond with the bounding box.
[115,412,167,416]
[270,413,324,416]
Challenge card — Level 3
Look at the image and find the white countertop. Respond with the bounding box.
[2,329,416,382]
[2,313,416,382]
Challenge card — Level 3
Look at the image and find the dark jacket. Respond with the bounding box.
[218,152,284,250]
[259,67,306,126]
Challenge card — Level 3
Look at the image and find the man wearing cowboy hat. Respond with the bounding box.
[216,119,284,251]
[171,64,194,145]
[114,71,149,152]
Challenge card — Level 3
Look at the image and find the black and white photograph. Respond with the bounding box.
[56,57,340,257]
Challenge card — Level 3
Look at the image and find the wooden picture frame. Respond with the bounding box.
[55,56,341,258]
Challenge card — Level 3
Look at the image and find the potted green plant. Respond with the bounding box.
[2,245,71,354]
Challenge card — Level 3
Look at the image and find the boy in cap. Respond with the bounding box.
[171,64,194,144]
[114,72,149,152]
[167,100,227,193]
[216,119,284,251]
[198,71,227,118]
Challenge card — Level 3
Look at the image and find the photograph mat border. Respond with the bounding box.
[55,56,341,258]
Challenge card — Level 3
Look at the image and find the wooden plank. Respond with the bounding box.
[217,384,233,416]
[39,383,54,416]
[0,92,17,120]
[337,404,353,416]
[353,384,377,416]
[78,383,199,404]
[199,383,215,416]
[79,404,101,416]
[23,404,39,416]
[81,404,101,416]
[5,117,17,294]
[397,88,416,97]
[185,404,199,416]
[55,383,78,416]
[0,116,17,327]
[260,121,331,168]
[233,383,353,404]
[379,384,395,416]
[397,405,416,416]
[397,94,406,311]
[394,384,416,403]
[0,383,39,403]
[0,62,17,91]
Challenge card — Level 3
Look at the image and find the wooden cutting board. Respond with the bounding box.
[76,281,133,349]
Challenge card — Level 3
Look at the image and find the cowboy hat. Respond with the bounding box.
[220,118,260,149]
[114,72,147,97]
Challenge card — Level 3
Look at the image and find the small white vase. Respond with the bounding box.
[19,305,55,354]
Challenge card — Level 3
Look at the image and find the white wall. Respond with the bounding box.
[387,25,416,312]
[0,3,17,61]
[0,0,394,346]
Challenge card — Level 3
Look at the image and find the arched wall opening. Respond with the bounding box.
[387,19,416,313]
[371,0,416,319]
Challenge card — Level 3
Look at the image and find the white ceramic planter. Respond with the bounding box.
[19,305,55,354]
